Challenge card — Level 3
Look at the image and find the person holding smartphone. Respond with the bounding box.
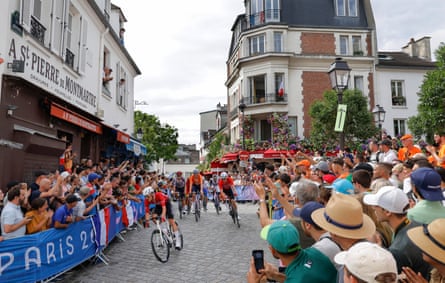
[1,185,32,240]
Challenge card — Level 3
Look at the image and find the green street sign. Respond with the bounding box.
[334,104,347,132]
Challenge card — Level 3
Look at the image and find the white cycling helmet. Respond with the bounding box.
[143,186,154,196]
[220,172,228,179]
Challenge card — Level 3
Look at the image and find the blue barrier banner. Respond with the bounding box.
[234,185,259,201]
[0,219,96,283]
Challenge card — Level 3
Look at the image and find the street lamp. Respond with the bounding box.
[136,127,143,140]
[372,104,386,140]
[328,58,351,150]
[238,100,246,150]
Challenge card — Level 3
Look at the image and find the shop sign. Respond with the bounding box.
[7,37,97,114]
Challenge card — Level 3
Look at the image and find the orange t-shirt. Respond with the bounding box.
[398,146,421,161]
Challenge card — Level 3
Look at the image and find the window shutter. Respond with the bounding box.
[78,17,88,74]
[61,0,70,58]
[20,0,33,32]
[50,0,64,55]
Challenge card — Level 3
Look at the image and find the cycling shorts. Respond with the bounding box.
[153,201,174,219]
[223,189,234,200]
[191,184,201,194]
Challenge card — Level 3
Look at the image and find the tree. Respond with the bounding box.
[408,43,445,142]
[309,89,378,149]
[134,110,178,163]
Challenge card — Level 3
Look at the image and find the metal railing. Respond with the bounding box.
[249,9,280,26]
[244,92,288,105]
[65,48,75,69]
[30,16,46,44]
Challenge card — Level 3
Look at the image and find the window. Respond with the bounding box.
[265,0,280,22]
[354,76,364,95]
[352,36,362,55]
[116,62,128,109]
[274,32,283,52]
[250,34,265,55]
[288,117,297,137]
[249,75,266,104]
[336,0,358,17]
[21,0,46,44]
[391,80,406,106]
[260,119,272,142]
[340,36,348,55]
[393,119,406,137]
[250,0,264,25]
[275,73,285,99]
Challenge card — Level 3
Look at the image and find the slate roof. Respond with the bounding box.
[377,52,436,69]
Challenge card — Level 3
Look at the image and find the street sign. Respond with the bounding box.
[334,104,347,132]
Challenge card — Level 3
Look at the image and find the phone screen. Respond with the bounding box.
[252,250,264,273]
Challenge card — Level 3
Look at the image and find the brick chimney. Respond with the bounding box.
[402,37,432,61]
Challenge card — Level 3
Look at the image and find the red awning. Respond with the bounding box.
[221,152,238,163]
[249,150,265,159]
[263,148,288,159]
[239,150,249,160]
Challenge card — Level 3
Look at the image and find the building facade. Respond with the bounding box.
[0,0,141,186]
[225,0,377,146]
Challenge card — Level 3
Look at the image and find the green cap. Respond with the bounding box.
[260,220,300,254]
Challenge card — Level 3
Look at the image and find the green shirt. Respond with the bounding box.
[285,247,337,283]
[407,200,445,224]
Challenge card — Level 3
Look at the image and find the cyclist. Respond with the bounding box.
[187,169,203,213]
[172,171,186,214]
[143,187,181,250]
[218,172,238,218]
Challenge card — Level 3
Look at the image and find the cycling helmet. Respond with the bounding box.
[143,186,154,196]
[221,172,228,179]
[193,169,199,174]
[176,171,183,176]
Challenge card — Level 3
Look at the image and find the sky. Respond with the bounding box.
[112,0,445,147]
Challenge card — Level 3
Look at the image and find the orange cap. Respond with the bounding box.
[400,134,413,141]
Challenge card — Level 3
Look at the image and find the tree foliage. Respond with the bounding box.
[134,110,178,163]
[309,89,378,149]
[408,43,445,142]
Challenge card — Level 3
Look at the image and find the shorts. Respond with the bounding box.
[223,189,234,200]
[153,201,174,219]
[191,184,201,194]
[175,187,185,198]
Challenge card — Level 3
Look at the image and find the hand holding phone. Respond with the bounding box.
[252,249,264,274]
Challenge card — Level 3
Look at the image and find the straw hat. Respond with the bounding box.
[407,218,445,264]
[312,193,376,239]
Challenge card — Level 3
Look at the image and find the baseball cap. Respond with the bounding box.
[315,161,329,173]
[260,220,300,254]
[322,174,336,184]
[88,173,101,183]
[334,242,397,283]
[400,134,413,141]
[278,165,288,174]
[296,159,311,168]
[65,194,81,203]
[363,186,409,213]
[410,167,444,201]
[300,201,324,226]
[60,171,70,179]
[331,178,354,195]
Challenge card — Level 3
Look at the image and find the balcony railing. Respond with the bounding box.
[392,96,406,106]
[65,48,75,69]
[245,92,288,105]
[30,16,46,44]
[249,9,280,27]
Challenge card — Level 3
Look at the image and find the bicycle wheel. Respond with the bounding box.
[230,204,236,224]
[233,208,240,228]
[151,229,170,263]
[214,196,220,215]
[194,200,200,222]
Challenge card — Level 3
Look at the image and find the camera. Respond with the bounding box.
[252,249,264,273]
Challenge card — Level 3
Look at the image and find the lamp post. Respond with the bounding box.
[136,127,143,140]
[372,104,386,141]
[328,58,351,150]
[238,100,246,150]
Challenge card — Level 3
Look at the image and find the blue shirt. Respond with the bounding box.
[52,204,73,227]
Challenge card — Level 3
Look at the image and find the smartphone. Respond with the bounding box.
[252,249,264,273]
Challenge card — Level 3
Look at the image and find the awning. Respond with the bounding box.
[221,152,238,163]
[50,103,102,134]
[249,150,264,159]
[101,123,130,144]
[263,148,288,159]
[126,138,147,156]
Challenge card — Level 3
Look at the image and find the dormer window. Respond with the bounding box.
[336,0,358,17]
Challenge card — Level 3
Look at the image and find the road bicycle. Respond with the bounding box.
[212,189,221,215]
[151,216,183,263]
[175,192,185,219]
[224,198,240,228]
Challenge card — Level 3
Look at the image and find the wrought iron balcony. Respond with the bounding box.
[65,48,75,69]
[249,9,280,27]
[30,16,46,44]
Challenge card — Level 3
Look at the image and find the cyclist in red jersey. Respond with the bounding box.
[218,172,238,216]
[143,187,181,250]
